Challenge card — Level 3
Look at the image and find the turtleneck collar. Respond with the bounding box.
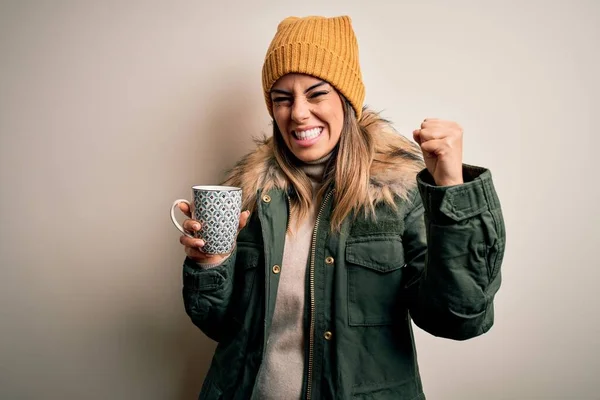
[298,152,333,186]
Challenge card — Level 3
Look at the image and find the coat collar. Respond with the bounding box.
[222,108,425,212]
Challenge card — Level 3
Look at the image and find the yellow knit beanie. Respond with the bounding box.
[262,15,365,119]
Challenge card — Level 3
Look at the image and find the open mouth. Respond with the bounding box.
[293,127,323,141]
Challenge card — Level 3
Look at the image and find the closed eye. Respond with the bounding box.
[309,91,329,99]
[272,96,292,104]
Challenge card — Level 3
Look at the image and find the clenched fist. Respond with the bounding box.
[413,119,464,186]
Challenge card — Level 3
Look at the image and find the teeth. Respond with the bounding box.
[294,128,322,140]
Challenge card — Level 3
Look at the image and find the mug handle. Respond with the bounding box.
[170,199,194,238]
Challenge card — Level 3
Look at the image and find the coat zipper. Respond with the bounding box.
[306,189,334,400]
[286,194,292,233]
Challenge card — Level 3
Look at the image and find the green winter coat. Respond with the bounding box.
[182,111,505,399]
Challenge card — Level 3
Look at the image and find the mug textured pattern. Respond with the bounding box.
[194,189,242,254]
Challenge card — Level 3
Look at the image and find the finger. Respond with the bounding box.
[184,244,225,262]
[421,120,448,130]
[178,202,192,218]
[421,119,438,129]
[185,246,211,261]
[238,210,251,232]
[422,119,461,131]
[183,219,201,233]
[180,235,206,249]
[420,138,449,156]
[413,129,422,145]
[417,128,446,142]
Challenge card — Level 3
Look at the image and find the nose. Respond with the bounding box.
[291,98,310,123]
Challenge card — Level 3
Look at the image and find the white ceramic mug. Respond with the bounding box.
[170,185,242,255]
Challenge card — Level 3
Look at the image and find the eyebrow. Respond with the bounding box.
[271,81,328,96]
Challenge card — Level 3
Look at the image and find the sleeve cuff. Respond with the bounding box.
[417,164,500,223]
[194,252,233,269]
[182,249,237,292]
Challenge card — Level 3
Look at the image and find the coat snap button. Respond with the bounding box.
[325,256,334,265]
[324,331,333,340]
[262,194,271,203]
[272,265,281,274]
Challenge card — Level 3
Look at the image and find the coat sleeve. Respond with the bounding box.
[402,164,505,340]
[181,249,238,342]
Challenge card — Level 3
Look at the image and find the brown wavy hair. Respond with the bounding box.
[272,98,374,232]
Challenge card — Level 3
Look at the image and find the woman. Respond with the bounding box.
[178,15,505,400]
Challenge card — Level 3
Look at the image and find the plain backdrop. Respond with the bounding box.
[1,1,598,399]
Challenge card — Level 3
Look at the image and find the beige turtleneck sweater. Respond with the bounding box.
[197,154,330,399]
[254,155,329,399]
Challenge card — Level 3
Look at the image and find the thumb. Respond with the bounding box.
[238,210,251,232]
[413,129,422,145]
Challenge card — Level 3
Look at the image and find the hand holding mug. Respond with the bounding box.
[170,186,247,264]
[177,202,250,264]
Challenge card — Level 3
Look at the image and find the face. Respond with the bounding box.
[270,74,344,163]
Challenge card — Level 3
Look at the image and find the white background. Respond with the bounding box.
[1,0,598,398]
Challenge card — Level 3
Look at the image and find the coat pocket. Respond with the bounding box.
[232,243,261,320]
[346,236,405,326]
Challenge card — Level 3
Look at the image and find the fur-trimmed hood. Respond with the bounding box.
[222,108,425,212]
